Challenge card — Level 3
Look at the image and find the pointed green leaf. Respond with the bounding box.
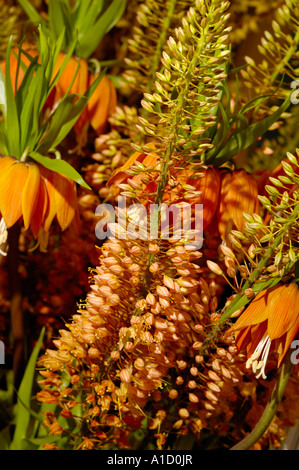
[5,37,21,158]
[0,66,7,119]
[17,0,45,25]
[76,0,106,38]
[36,68,104,154]
[73,0,104,29]
[35,95,77,153]
[10,327,45,450]
[49,0,72,49]
[18,57,42,151]
[78,0,126,58]
[0,119,9,155]
[29,151,91,189]
[206,94,292,165]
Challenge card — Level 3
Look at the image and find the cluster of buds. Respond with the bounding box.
[0,0,23,61]
[83,106,141,203]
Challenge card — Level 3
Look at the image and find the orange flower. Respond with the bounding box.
[38,164,78,232]
[1,44,117,146]
[86,74,117,136]
[255,157,297,198]
[0,42,36,93]
[107,142,159,188]
[108,145,221,231]
[178,166,221,231]
[0,156,77,237]
[49,52,117,144]
[229,282,299,379]
[217,169,259,240]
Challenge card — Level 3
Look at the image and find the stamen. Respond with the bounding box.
[251,360,259,374]
[246,335,272,379]
[255,336,272,380]
[0,218,8,256]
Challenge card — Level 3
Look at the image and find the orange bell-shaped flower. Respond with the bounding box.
[0,156,77,237]
[0,42,38,93]
[48,52,117,146]
[1,45,117,147]
[217,169,260,240]
[87,74,117,136]
[255,156,297,198]
[184,166,221,231]
[229,282,299,379]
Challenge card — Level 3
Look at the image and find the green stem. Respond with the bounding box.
[200,203,299,355]
[144,0,177,97]
[220,202,299,324]
[270,24,299,85]
[154,9,214,205]
[230,348,294,450]
[20,146,30,162]
[7,223,24,389]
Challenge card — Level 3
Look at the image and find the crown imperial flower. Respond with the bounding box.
[0,156,77,236]
[229,282,299,379]
[217,169,260,240]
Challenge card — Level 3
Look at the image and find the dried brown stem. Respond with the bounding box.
[7,223,24,389]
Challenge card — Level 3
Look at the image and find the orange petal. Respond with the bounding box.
[107,142,158,187]
[39,166,57,232]
[277,321,299,366]
[267,283,299,340]
[73,57,90,135]
[22,163,41,230]
[87,75,116,135]
[0,44,38,94]
[30,177,48,238]
[192,167,220,230]
[0,161,28,227]
[217,169,259,240]
[53,173,77,231]
[52,54,89,103]
[0,156,16,172]
[229,287,278,332]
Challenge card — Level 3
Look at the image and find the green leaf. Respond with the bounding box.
[36,68,104,154]
[206,93,292,165]
[18,57,42,151]
[220,275,283,326]
[17,0,45,25]
[78,0,126,58]
[76,0,106,38]
[0,120,9,155]
[19,0,126,60]
[24,435,59,448]
[29,151,91,189]
[5,36,21,158]
[49,0,72,49]
[46,28,77,97]
[10,327,45,450]
[73,0,104,29]
[35,94,83,153]
[0,66,7,119]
